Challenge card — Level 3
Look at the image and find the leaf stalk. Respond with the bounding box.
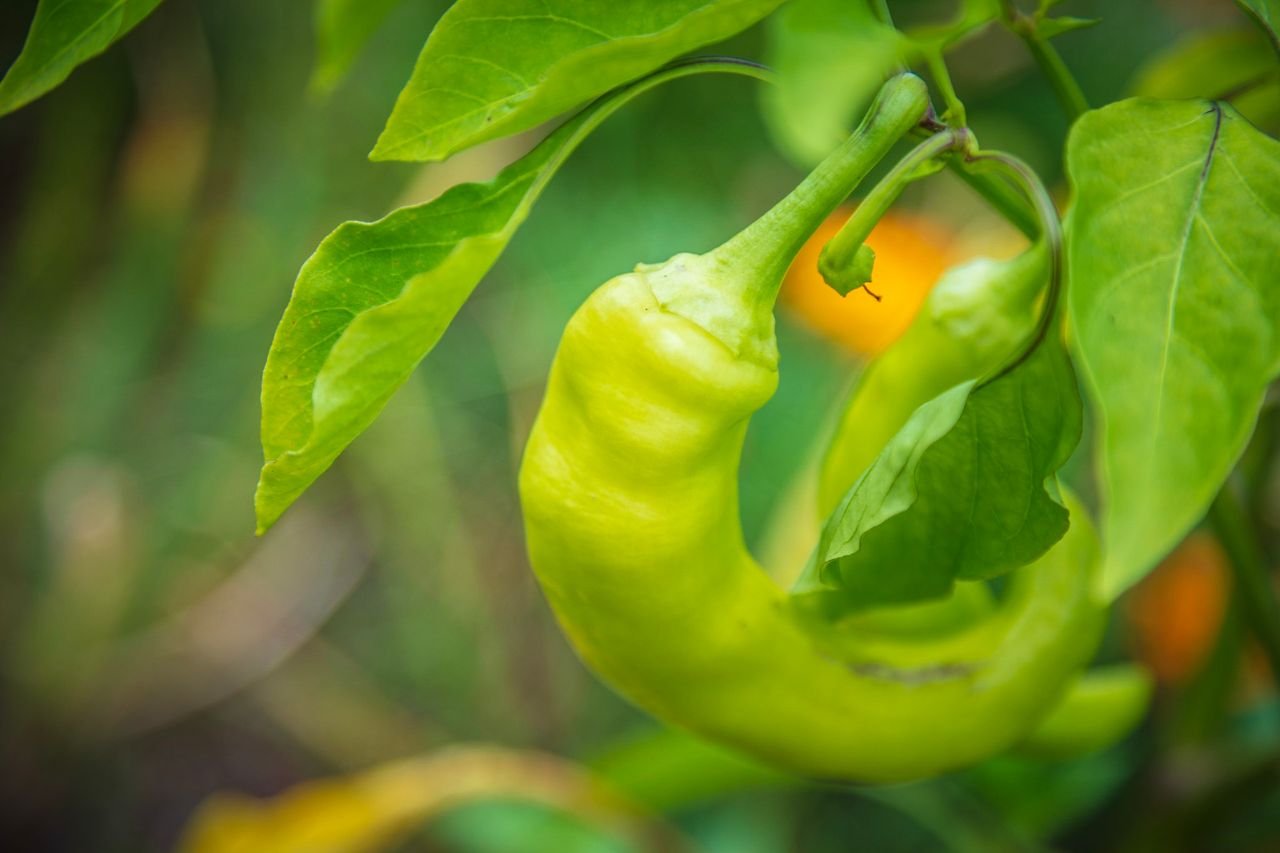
[962,148,1062,384]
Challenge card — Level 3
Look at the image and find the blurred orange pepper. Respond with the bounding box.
[1126,532,1229,685]
[781,206,958,356]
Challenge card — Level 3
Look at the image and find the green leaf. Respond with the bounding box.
[758,0,1011,165]
[797,330,1082,616]
[905,0,1001,49]
[255,58,768,534]
[310,0,408,95]
[1035,16,1099,40]
[818,246,1048,515]
[761,0,902,165]
[1066,98,1280,598]
[0,0,164,116]
[1236,0,1280,55]
[370,0,784,162]
[1132,28,1280,131]
[1017,664,1152,759]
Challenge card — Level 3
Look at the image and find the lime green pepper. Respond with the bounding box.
[519,75,1106,781]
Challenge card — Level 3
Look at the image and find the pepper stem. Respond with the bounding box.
[962,148,1063,385]
[818,127,971,295]
[708,73,930,317]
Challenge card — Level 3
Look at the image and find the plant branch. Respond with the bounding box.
[923,49,967,126]
[869,1,1039,234]
[711,74,930,309]
[1000,3,1089,122]
[819,127,971,291]
[962,148,1063,383]
[1208,485,1280,686]
[948,167,1040,238]
[1216,67,1280,102]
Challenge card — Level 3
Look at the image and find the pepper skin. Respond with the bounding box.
[519,75,1106,781]
[519,252,1103,781]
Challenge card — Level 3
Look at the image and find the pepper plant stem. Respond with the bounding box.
[950,167,1039,238]
[1207,486,1280,686]
[1000,3,1088,122]
[819,127,969,281]
[1024,34,1089,122]
[871,0,1036,234]
[962,149,1063,382]
[924,50,967,125]
[709,73,930,312]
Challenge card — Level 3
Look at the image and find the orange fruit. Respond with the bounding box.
[781,207,958,356]
[1125,532,1229,685]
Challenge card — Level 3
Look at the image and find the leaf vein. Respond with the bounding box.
[1087,159,1201,223]
[1195,213,1258,297]
[1218,149,1280,220]
[436,53,532,88]
[410,85,491,107]
[456,12,614,41]
[1148,103,1223,465]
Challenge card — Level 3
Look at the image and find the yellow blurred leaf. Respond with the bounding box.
[178,746,694,853]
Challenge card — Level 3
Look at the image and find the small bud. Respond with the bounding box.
[819,243,877,297]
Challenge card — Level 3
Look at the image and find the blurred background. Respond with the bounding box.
[1,0,1277,850]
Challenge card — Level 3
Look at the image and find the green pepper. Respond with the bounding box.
[519,75,1108,781]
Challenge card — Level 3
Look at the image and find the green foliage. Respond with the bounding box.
[796,330,1082,614]
[13,1,1280,848]
[1017,664,1153,759]
[1237,0,1280,54]
[1131,28,1280,131]
[818,246,1049,514]
[1066,97,1280,598]
[910,0,1002,46]
[310,0,408,94]
[409,800,639,853]
[760,0,901,165]
[370,0,784,162]
[962,749,1133,841]
[1034,16,1099,40]
[0,0,164,116]
[760,0,1018,166]
[255,58,767,533]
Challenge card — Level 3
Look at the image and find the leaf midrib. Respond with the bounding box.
[1146,104,1224,478]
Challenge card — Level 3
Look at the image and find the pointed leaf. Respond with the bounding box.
[1066,98,1280,597]
[310,0,409,94]
[1035,16,1099,39]
[1132,28,1280,130]
[1236,0,1280,55]
[0,0,164,116]
[255,58,767,533]
[904,0,1001,49]
[797,332,1082,616]
[371,0,785,162]
[761,0,902,165]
